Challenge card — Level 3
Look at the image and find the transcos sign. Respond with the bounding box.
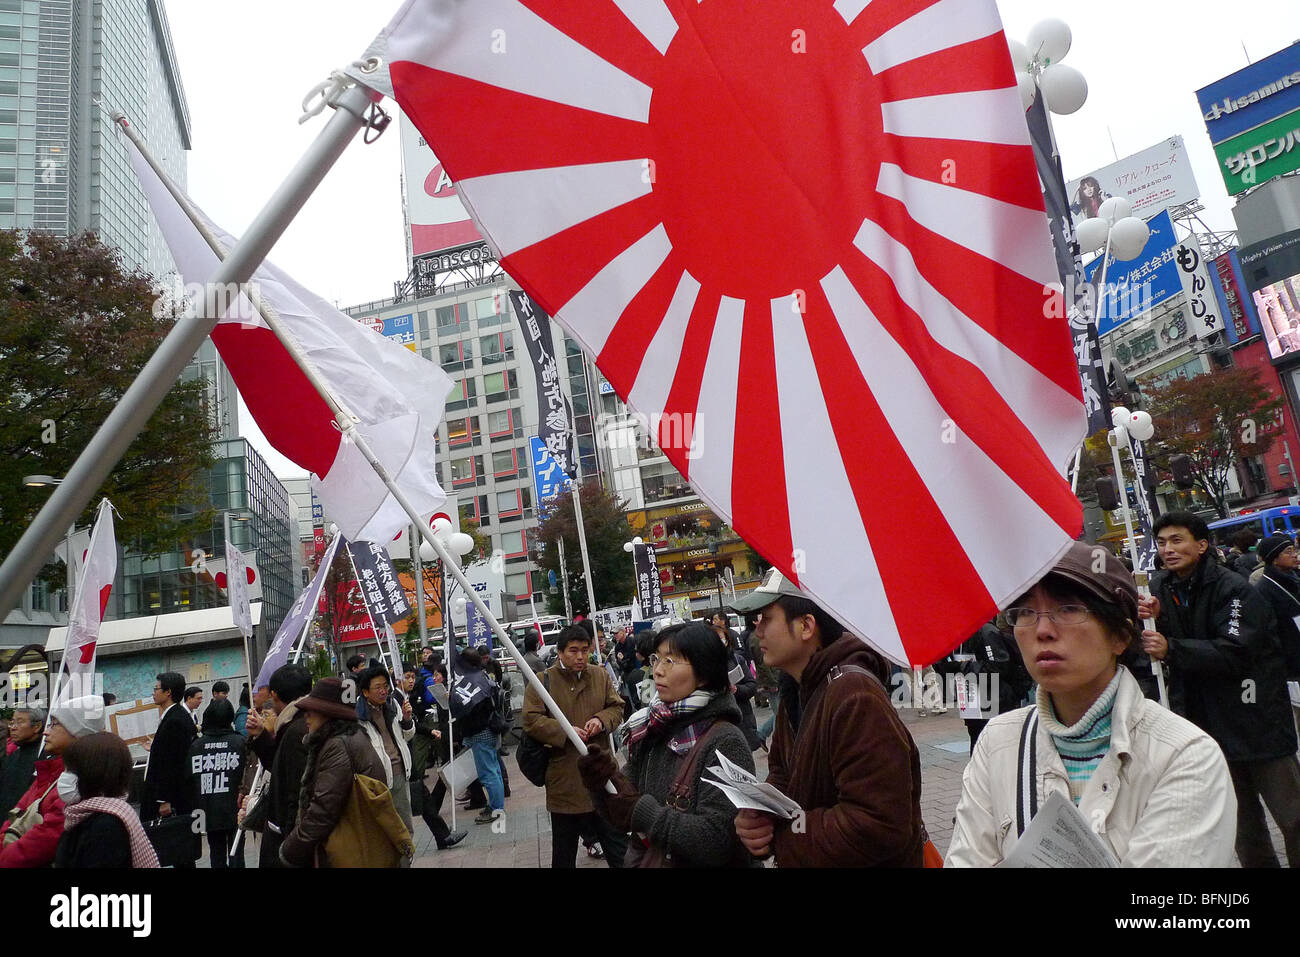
[1197,44,1300,145]
[1238,229,1300,362]
[1065,137,1200,228]
[400,110,482,257]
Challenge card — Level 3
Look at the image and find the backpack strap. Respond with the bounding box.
[1015,709,1039,838]
[827,663,885,691]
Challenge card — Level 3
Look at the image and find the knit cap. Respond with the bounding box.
[49,695,108,738]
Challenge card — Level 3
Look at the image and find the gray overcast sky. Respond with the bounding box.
[164,0,1300,478]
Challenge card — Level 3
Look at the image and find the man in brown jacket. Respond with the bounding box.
[523,624,628,867]
[732,570,924,866]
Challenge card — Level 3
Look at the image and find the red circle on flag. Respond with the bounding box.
[649,4,882,298]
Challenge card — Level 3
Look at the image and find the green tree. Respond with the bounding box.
[0,230,217,562]
[1143,366,1284,519]
[534,483,635,616]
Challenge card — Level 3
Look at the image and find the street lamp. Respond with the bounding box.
[21,475,74,613]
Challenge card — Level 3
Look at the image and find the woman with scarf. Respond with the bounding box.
[577,621,756,867]
[279,678,410,868]
[55,733,159,868]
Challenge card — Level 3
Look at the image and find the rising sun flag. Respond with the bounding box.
[351,0,1086,665]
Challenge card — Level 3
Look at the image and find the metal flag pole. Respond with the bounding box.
[1107,427,1170,709]
[412,524,429,644]
[0,81,377,622]
[441,559,457,828]
[122,105,611,792]
[557,537,574,622]
[570,453,603,664]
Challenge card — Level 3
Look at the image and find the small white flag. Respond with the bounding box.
[227,540,253,640]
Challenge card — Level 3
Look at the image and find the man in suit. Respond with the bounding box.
[141,672,198,834]
[183,686,203,729]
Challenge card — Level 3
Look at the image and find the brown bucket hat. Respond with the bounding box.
[296,677,359,722]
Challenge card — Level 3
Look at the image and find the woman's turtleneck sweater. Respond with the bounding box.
[1037,670,1122,804]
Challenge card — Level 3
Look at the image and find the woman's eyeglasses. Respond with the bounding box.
[1006,604,1091,629]
[649,654,682,672]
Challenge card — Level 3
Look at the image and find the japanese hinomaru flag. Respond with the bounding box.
[55,499,116,702]
[123,134,452,543]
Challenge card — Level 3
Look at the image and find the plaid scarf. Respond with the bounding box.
[619,690,717,754]
[62,797,160,868]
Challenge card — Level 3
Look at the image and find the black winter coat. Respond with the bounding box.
[1153,557,1297,762]
[1254,565,1300,679]
[188,729,246,832]
[248,701,311,836]
[53,813,132,868]
[933,623,1032,717]
[140,704,197,819]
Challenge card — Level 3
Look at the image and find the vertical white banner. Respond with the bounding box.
[227,541,253,640]
[1176,233,1224,340]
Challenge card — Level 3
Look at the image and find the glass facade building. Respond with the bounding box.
[118,438,296,643]
[0,0,190,278]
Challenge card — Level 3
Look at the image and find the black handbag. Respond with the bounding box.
[518,673,552,787]
[143,813,201,868]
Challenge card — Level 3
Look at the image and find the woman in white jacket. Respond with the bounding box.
[947,542,1236,867]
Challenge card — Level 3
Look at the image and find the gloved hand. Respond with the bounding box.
[578,745,641,831]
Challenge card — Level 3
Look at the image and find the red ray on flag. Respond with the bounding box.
[363,0,1085,664]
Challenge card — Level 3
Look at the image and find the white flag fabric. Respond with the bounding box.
[55,499,116,703]
[122,132,452,543]
[227,541,253,640]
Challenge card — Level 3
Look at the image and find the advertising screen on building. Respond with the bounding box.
[1066,137,1199,228]
[1238,229,1300,362]
[1197,44,1300,196]
[400,111,483,258]
[356,312,417,352]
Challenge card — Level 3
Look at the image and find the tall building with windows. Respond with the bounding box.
[0,0,190,277]
[345,276,607,613]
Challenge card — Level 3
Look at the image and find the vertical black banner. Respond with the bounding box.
[347,540,413,627]
[1025,94,1110,437]
[633,543,666,617]
[510,290,577,478]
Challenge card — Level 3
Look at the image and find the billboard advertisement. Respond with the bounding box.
[1066,137,1199,228]
[1196,44,1300,145]
[1239,229,1300,362]
[356,312,417,352]
[1212,107,1300,196]
[400,111,483,258]
[1085,209,1183,335]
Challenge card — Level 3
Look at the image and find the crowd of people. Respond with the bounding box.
[3,508,1299,868]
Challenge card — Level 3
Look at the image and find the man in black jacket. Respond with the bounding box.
[141,672,198,823]
[1140,511,1300,867]
[246,663,313,868]
[0,706,44,815]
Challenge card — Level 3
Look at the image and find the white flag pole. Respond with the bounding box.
[121,115,610,793]
[0,80,377,623]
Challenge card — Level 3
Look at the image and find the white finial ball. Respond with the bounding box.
[1108,216,1151,261]
[1017,72,1038,111]
[1027,18,1072,66]
[419,541,436,563]
[1111,407,1131,430]
[1041,63,1087,115]
[1098,196,1133,225]
[1128,410,1155,442]
[448,532,475,557]
[431,516,453,541]
[1076,217,1110,255]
